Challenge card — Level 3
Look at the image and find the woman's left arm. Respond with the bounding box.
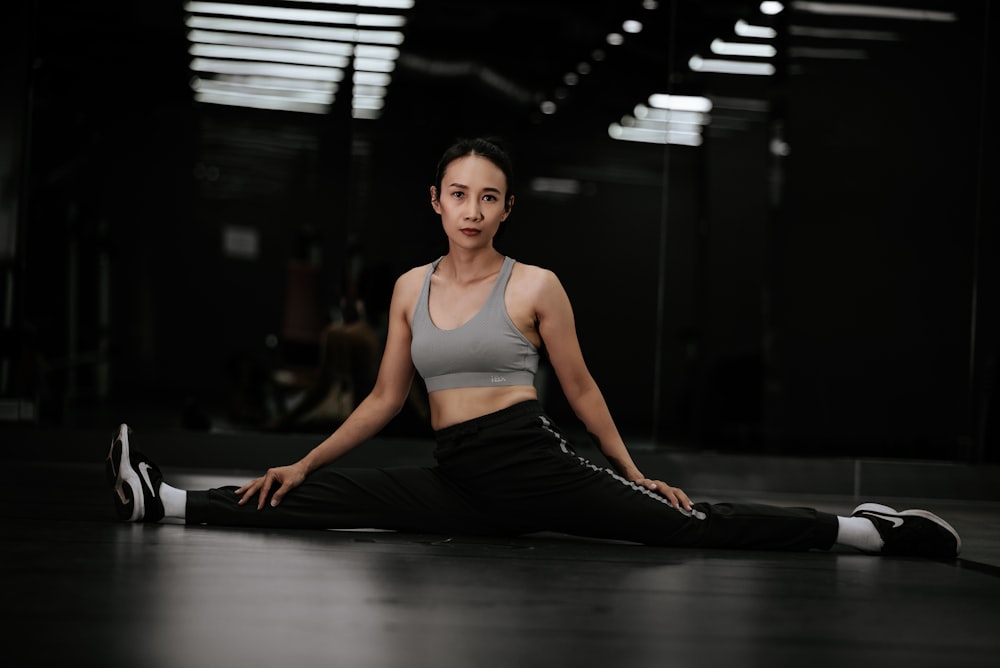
[533,268,692,511]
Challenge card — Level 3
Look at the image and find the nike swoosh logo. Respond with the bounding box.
[864,512,904,528]
[138,462,156,496]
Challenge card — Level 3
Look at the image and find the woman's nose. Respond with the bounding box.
[463,199,482,219]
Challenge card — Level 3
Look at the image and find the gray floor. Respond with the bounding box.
[4,425,1000,668]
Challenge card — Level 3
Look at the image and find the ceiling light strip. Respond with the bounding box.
[190,43,351,68]
[608,123,703,147]
[208,74,338,92]
[688,56,775,76]
[790,1,957,21]
[634,104,708,125]
[647,94,713,113]
[190,57,345,81]
[621,116,704,134]
[193,78,335,104]
[187,29,356,55]
[735,19,777,39]
[295,0,413,8]
[195,90,331,114]
[185,1,405,27]
[186,16,405,45]
[710,39,776,58]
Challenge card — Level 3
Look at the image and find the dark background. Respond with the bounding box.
[1,0,997,462]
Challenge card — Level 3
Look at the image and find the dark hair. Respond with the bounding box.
[433,136,515,209]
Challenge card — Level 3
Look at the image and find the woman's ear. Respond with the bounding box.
[501,194,515,220]
[429,186,442,213]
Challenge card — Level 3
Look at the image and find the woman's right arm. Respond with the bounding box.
[237,268,425,509]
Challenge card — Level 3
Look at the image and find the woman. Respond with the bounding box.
[107,137,960,558]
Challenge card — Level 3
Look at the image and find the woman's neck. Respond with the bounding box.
[437,248,504,284]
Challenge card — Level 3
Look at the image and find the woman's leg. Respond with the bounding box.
[432,402,960,557]
[106,423,528,537]
[185,466,523,535]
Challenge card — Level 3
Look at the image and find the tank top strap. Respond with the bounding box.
[414,256,444,321]
[485,256,515,308]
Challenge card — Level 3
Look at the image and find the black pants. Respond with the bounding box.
[187,401,839,551]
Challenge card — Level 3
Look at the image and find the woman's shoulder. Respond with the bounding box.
[393,263,432,291]
[400,261,434,279]
[509,259,565,302]
[388,263,434,321]
[510,259,559,285]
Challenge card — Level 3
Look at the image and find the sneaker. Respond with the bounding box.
[105,423,164,523]
[852,503,961,558]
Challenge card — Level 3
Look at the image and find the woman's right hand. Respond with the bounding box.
[236,462,308,510]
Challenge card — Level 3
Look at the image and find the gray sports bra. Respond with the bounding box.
[410,256,540,392]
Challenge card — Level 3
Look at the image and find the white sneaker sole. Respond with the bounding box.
[110,423,144,522]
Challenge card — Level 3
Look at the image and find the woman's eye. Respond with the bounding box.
[483,194,497,202]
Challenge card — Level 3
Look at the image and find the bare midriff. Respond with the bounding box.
[428,385,539,431]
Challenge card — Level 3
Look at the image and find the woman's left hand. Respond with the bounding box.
[633,476,693,512]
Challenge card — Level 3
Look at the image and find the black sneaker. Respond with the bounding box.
[852,503,961,558]
[105,423,164,523]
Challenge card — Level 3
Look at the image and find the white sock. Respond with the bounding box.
[836,516,883,552]
[158,482,187,519]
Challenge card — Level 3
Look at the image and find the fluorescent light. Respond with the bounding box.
[185,2,408,27]
[647,94,713,113]
[185,16,405,44]
[760,1,785,15]
[186,2,358,24]
[192,76,335,104]
[189,44,351,68]
[608,123,703,147]
[354,71,391,86]
[735,19,777,39]
[623,20,643,34]
[355,44,400,60]
[205,74,337,93]
[195,90,330,114]
[353,57,396,72]
[356,13,407,28]
[352,96,384,110]
[187,29,356,56]
[621,115,703,135]
[353,84,387,97]
[634,104,708,125]
[710,39,776,58]
[791,2,957,21]
[688,55,775,76]
[295,0,413,7]
[190,58,345,81]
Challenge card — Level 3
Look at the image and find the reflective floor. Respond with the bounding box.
[4,427,1000,668]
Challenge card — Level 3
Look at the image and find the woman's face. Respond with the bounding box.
[430,154,513,249]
